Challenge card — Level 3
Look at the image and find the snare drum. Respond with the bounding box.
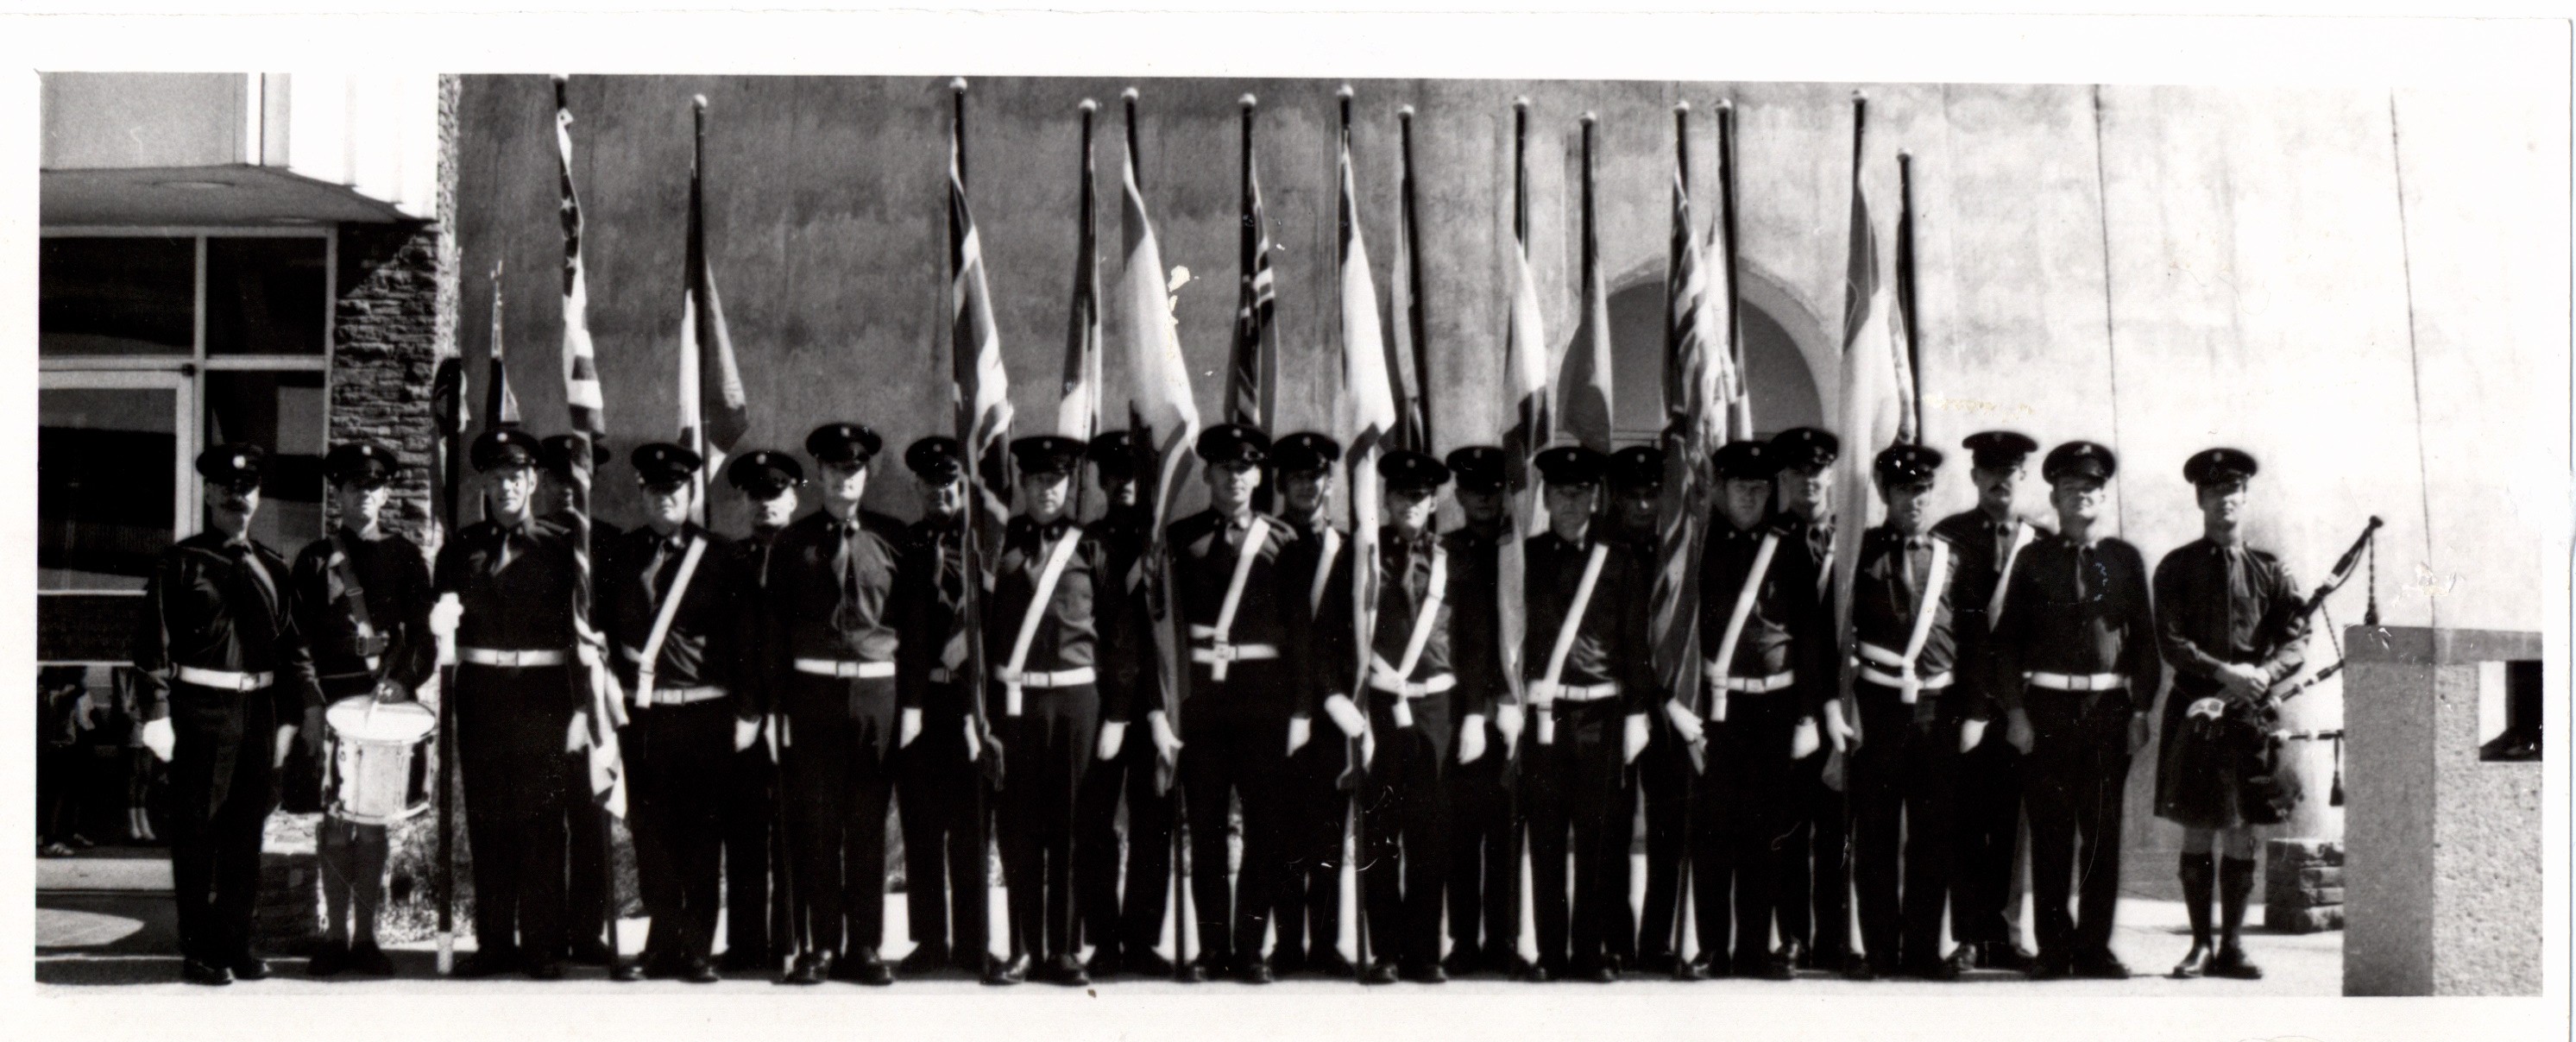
[324,696,438,825]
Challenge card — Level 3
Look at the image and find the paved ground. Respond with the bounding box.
[37,854,2340,995]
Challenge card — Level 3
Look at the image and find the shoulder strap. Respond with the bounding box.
[1710,533,1781,684]
[1391,544,1449,679]
[633,536,709,700]
[327,530,378,650]
[1986,518,2036,629]
[1000,527,1086,715]
[1540,542,1611,690]
[1893,540,1952,703]
[1308,525,1343,615]
[1211,516,1269,645]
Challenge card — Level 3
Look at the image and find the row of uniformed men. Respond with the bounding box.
[135,414,2299,988]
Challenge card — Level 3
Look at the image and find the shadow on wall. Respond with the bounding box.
[1605,260,1829,444]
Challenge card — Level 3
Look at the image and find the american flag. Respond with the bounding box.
[1651,103,1724,728]
[552,75,622,819]
[1225,96,1276,431]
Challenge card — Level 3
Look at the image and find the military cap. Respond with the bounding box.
[1376,449,1451,493]
[1272,431,1343,476]
[1874,443,1944,487]
[1011,435,1087,476]
[1769,427,1842,472]
[2043,440,2118,485]
[1711,441,1777,481]
[197,443,268,491]
[539,433,611,478]
[806,423,884,467]
[2182,447,2258,486]
[470,428,543,471]
[1962,430,2041,471]
[1087,429,1141,480]
[1534,444,1609,487]
[904,436,963,482]
[726,449,803,499]
[630,442,703,488]
[1445,446,1508,494]
[324,442,400,486]
[1609,444,1666,493]
[1194,424,1270,468]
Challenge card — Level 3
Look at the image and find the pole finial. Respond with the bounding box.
[1513,95,1529,110]
[1398,104,1414,118]
[950,77,968,94]
[1338,84,1355,100]
[692,94,709,111]
[1121,86,1139,103]
[1674,100,1691,114]
[1580,110,1597,126]
[1716,97,1735,113]
[1079,97,1098,114]
[1239,93,1257,110]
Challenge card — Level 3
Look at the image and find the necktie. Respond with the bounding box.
[644,537,681,606]
[832,522,862,634]
[230,542,280,629]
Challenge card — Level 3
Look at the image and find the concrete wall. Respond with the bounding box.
[452,75,2562,879]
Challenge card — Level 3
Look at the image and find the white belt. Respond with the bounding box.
[1187,640,1280,666]
[927,666,959,685]
[459,647,568,669]
[794,657,896,679]
[635,686,728,707]
[993,666,1096,689]
[1857,664,1954,692]
[2028,671,2129,693]
[1702,667,1796,694]
[1550,681,1620,704]
[364,655,381,673]
[176,666,274,692]
[1367,669,1457,699]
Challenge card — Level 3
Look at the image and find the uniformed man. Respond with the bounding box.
[1609,443,1670,976]
[540,432,620,968]
[433,428,583,979]
[1935,430,2049,974]
[1351,449,1465,984]
[1165,424,1314,984]
[1072,430,1178,979]
[1521,445,1653,984]
[986,435,1127,987]
[601,443,755,982]
[1670,439,1816,981]
[1269,430,1354,978]
[890,436,990,981]
[1439,446,1523,979]
[1842,443,1965,981]
[134,444,325,985]
[291,442,435,978]
[763,423,905,986]
[1766,426,1853,973]
[2153,448,2305,982]
[1991,441,2161,980]
[718,449,802,974]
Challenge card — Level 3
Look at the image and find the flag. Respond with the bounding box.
[1651,104,1723,725]
[1118,91,1202,792]
[554,75,622,819]
[1225,97,1277,431]
[679,96,752,522]
[951,81,1011,788]
[1560,116,1614,455]
[1830,95,1913,700]
[1387,105,1430,454]
[1893,153,1925,445]
[483,261,520,430]
[1058,99,1104,442]
[556,80,606,443]
[1496,99,1551,719]
[1337,90,1399,715]
[1712,102,1754,442]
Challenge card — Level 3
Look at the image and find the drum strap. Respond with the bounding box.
[634,536,709,704]
[327,531,381,681]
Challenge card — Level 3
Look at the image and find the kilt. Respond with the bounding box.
[2154,679,2298,829]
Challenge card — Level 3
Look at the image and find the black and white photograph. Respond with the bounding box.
[9,8,2570,1041]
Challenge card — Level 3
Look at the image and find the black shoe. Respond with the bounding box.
[1754,955,1797,982]
[2029,955,2071,981]
[1479,945,1520,975]
[2207,945,2264,980]
[1176,956,1216,983]
[2073,952,2132,980]
[2170,942,2214,979]
[1401,961,1448,984]
[1637,951,1678,976]
[349,943,395,977]
[783,952,830,985]
[1774,938,1809,970]
[1234,957,1275,984]
[1980,940,2037,971]
[1362,960,1400,985]
[1126,948,1175,977]
[640,948,680,980]
[1046,954,1090,987]
[718,949,772,975]
[1946,945,1982,976]
[1670,956,1705,982]
[606,957,644,982]
[181,957,235,986]
[230,956,271,981]
[1307,951,1356,978]
[1579,960,1619,984]
[1519,960,1556,983]
[452,949,519,979]
[1086,947,1122,979]
[1842,956,1878,982]
[525,959,566,981]
[898,945,950,976]
[985,953,1030,985]
[307,944,349,978]
[566,938,615,965]
[1906,958,1962,982]
[1269,949,1307,977]
[1441,950,1481,977]
[843,948,895,986]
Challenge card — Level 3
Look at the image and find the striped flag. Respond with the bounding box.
[1712,103,1754,442]
[1560,115,1614,455]
[1225,97,1277,431]
[1496,99,1552,720]
[553,75,623,819]
[1893,153,1925,445]
[555,80,607,443]
[1830,95,1914,697]
[1118,90,1202,791]
[1651,104,1722,725]
[1337,88,1398,709]
[1387,104,1430,454]
[678,95,752,521]
[949,113,1013,486]
[1058,99,1105,442]
[483,261,520,430]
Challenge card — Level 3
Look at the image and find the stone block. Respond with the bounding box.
[2269,905,2346,933]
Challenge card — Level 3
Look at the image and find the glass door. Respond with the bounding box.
[41,370,194,593]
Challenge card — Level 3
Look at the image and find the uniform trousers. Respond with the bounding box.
[628,700,734,964]
[2024,686,2132,964]
[1634,710,1693,964]
[721,742,782,962]
[1443,712,1520,964]
[1952,722,2027,949]
[167,681,281,965]
[779,673,898,958]
[564,750,611,956]
[1275,722,1347,967]
[454,663,574,961]
[998,683,1099,963]
[1688,691,1801,968]
[1175,674,1293,966]
[1074,716,1173,959]
[1776,741,1853,961]
[1525,698,1628,974]
[897,690,986,962]
[1848,683,1961,970]
[1358,689,1451,968]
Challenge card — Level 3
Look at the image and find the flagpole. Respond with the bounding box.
[1070,97,1099,520]
[1716,100,1751,440]
[1337,83,1376,985]
[949,75,1007,976]
[687,95,711,521]
[1896,150,1924,445]
[1664,98,1698,976]
[1505,93,1539,970]
[430,263,476,976]
[1395,104,1429,452]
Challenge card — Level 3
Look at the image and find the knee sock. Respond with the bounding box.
[2217,857,2256,950]
[2177,852,2214,949]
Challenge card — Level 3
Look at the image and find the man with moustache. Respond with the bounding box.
[718,449,803,973]
[1439,446,1525,979]
[1268,431,1355,979]
[1764,426,1853,974]
[890,436,990,980]
[1072,430,1178,979]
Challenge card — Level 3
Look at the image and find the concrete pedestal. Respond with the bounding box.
[2342,626,2541,995]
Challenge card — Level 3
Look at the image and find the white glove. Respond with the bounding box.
[765,713,784,760]
[963,717,982,763]
[274,725,299,769]
[1959,717,1989,755]
[1147,709,1183,764]
[1622,712,1650,765]
[1458,714,1488,764]
[734,716,761,752]
[372,679,411,704]
[73,693,98,731]
[899,706,923,748]
[1823,697,1857,752]
[1495,703,1525,754]
[1792,715,1822,760]
[142,717,175,763]
[565,712,590,753]
[1524,679,1561,706]
[2006,707,2036,756]
[1097,720,1127,761]
[1287,715,1313,756]
[429,593,463,639]
[1664,698,1705,747]
[1322,694,1366,738]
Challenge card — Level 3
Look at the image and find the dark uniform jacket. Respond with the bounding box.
[1931,509,2055,697]
[1087,504,1155,723]
[1281,511,1357,699]
[1521,527,1653,715]
[1846,525,1963,712]
[1164,507,1316,721]
[601,522,754,723]
[434,515,582,710]
[1440,524,1507,717]
[726,526,789,718]
[1361,525,1466,712]
[893,515,973,716]
[1697,517,1831,716]
[984,515,1132,721]
[761,506,909,682]
[2150,538,2307,816]
[288,527,436,698]
[134,530,324,723]
[1992,534,2162,715]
